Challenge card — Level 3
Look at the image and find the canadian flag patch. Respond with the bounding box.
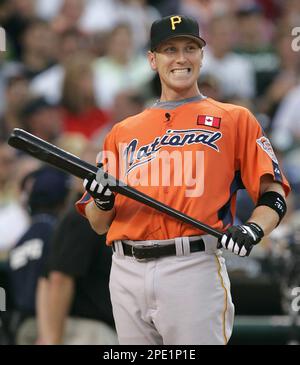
[197,115,221,129]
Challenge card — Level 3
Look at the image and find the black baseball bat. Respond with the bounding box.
[8,128,223,239]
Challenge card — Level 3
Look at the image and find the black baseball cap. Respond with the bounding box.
[21,166,71,213]
[150,15,206,51]
[21,96,56,119]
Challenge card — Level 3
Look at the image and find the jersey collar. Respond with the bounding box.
[150,94,207,110]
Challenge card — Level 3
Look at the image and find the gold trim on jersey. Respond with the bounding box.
[215,255,228,345]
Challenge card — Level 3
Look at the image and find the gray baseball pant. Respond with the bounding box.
[109,235,234,345]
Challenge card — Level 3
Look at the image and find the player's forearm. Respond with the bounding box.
[85,200,115,235]
[45,272,74,345]
[247,205,280,236]
[36,278,50,344]
[248,179,286,236]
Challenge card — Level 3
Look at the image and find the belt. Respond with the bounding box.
[114,238,205,261]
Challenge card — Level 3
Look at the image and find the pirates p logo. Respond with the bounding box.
[170,16,182,30]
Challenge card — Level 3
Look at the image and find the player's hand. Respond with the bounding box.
[83,174,115,211]
[219,222,264,257]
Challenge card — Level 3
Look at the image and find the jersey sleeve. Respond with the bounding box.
[75,125,119,217]
[236,108,290,203]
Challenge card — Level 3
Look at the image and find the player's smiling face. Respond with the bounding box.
[148,37,203,100]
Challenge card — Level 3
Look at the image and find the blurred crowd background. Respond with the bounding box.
[0,0,300,345]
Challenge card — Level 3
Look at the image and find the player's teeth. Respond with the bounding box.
[172,69,189,73]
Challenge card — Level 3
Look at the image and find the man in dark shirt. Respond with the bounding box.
[8,166,70,344]
[39,194,117,345]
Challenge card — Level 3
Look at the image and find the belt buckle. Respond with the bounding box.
[131,243,159,262]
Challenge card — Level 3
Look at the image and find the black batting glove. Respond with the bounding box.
[219,222,264,257]
[83,173,115,211]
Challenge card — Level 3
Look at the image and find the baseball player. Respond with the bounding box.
[76,15,290,345]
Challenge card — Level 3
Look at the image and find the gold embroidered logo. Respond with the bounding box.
[170,16,182,30]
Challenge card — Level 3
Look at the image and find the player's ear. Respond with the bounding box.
[148,51,157,71]
[199,47,204,67]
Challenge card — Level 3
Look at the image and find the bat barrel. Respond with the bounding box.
[8,128,97,179]
[8,128,223,241]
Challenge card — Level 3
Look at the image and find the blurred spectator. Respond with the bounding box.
[258,29,300,122]
[0,0,37,59]
[79,0,160,52]
[152,0,180,16]
[93,90,146,148]
[201,14,255,100]
[35,0,161,52]
[21,96,62,142]
[0,145,31,253]
[112,90,146,124]
[0,73,30,141]
[235,4,280,97]
[93,23,153,109]
[8,166,71,344]
[50,0,85,34]
[280,148,300,204]
[20,19,58,79]
[111,0,161,52]
[29,28,87,104]
[0,144,42,254]
[61,52,111,139]
[75,0,116,33]
[56,132,89,159]
[256,0,281,19]
[279,0,300,28]
[35,0,63,20]
[180,0,248,37]
[0,145,16,201]
[39,188,117,344]
[271,84,300,153]
[197,74,221,101]
[85,31,109,59]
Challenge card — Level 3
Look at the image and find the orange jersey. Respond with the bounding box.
[76,97,290,245]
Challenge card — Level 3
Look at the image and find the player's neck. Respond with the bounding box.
[160,86,201,102]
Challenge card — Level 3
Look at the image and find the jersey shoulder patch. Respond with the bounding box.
[256,136,278,163]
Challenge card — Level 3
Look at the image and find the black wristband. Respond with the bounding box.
[256,191,287,224]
